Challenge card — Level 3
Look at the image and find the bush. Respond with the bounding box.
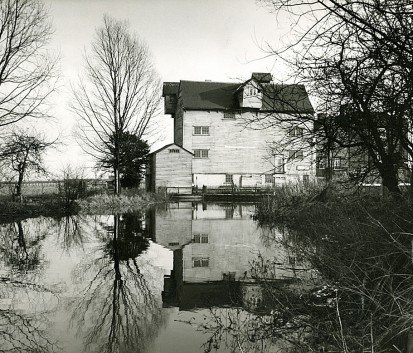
[77,191,157,215]
[254,181,413,352]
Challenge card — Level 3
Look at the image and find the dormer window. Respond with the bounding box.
[239,82,263,109]
[246,86,258,96]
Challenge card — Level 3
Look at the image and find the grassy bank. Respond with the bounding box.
[254,183,413,352]
[77,190,167,215]
[0,190,167,223]
[0,196,79,223]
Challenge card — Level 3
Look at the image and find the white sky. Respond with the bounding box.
[40,0,294,177]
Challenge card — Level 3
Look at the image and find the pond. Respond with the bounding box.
[0,202,316,353]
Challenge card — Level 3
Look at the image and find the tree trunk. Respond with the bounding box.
[114,168,120,195]
[381,166,401,195]
[15,172,24,203]
[409,167,413,201]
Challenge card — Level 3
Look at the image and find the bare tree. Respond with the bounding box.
[72,16,161,194]
[0,131,56,202]
[257,1,413,194]
[0,0,57,128]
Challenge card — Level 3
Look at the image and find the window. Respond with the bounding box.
[225,174,233,183]
[265,174,273,183]
[289,150,303,160]
[225,208,234,219]
[224,112,235,119]
[193,126,209,135]
[194,149,209,158]
[193,257,209,267]
[168,242,179,246]
[194,126,202,135]
[245,85,258,96]
[333,157,342,170]
[317,156,326,169]
[169,149,180,153]
[223,272,236,281]
[303,175,310,184]
[274,156,284,173]
[289,127,304,137]
[193,234,208,243]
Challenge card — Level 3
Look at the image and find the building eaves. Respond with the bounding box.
[149,143,194,156]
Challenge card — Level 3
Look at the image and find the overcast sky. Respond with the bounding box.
[41,0,293,176]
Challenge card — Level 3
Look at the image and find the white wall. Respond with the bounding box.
[182,110,315,189]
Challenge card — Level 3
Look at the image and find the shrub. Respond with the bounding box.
[77,191,157,215]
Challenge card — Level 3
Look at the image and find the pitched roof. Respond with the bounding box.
[179,80,240,110]
[149,143,193,156]
[176,80,314,113]
[261,84,314,113]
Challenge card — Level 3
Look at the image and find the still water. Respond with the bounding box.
[0,202,314,353]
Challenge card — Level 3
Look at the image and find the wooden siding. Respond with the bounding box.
[154,144,192,190]
[149,205,193,249]
[182,110,315,177]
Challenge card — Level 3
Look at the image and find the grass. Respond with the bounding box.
[254,181,413,352]
[0,189,168,222]
[77,190,165,215]
[0,195,80,223]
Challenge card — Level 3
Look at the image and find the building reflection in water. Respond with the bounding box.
[147,202,314,313]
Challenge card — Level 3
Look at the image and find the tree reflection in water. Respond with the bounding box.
[190,204,413,353]
[0,219,59,352]
[56,215,88,251]
[0,219,48,272]
[70,213,165,353]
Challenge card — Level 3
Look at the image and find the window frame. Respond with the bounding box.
[333,157,342,170]
[223,111,236,120]
[265,174,273,184]
[274,155,285,174]
[245,85,258,97]
[289,150,304,160]
[289,126,304,137]
[193,126,210,135]
[193,233,208,243]
[194,149,209,159]
[225,174,233,184]
[193,257,210,268]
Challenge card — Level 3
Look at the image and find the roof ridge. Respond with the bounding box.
[180,79,242,85]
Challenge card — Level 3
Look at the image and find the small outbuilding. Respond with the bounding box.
[146,143,193,194]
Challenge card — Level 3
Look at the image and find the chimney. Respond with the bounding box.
[251,72,272,83]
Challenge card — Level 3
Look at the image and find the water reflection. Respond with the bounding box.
[0,203,319,353]
[146,202,316,352]
[148,203,312,311]
[0,219,48,272]
[0,218,59,352]
[56,215,87,250]
[69,213,165,353]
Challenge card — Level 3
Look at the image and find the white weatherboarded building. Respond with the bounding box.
[147,144,193,194]
[148,73,315,193]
